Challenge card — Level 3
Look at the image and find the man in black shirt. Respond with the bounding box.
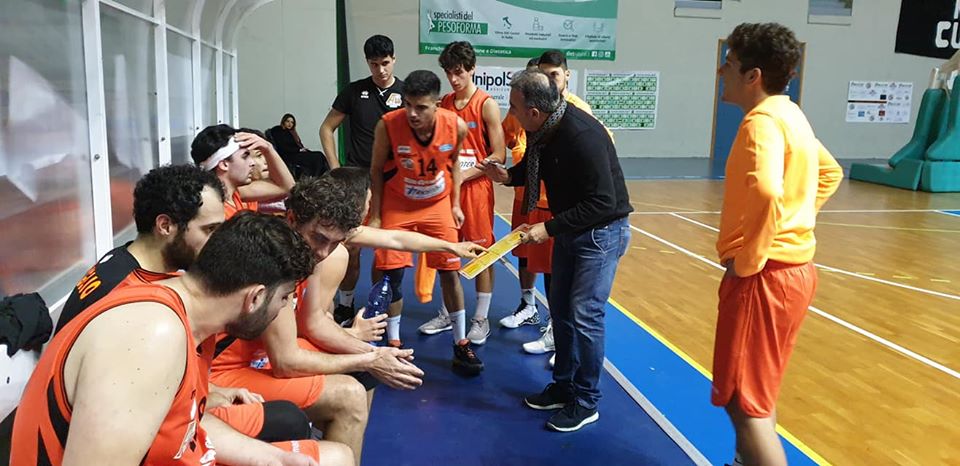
[319,34,405,323]
[480,70,633,433]
[56,164,315,445]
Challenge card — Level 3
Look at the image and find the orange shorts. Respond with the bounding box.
[524,208,554,274]
[209,339,326,409]
[208,402,264,438]
[375,194,460,271]
[711,260,817,417]
[459,178,495,247]
[510,197,553,273]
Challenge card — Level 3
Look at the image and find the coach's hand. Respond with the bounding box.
[350,308,387,342]
[449,241,486,258]
[368,347,424,390]
[520,222,549,244]
[452,205,465,228]
[478,159,510,183]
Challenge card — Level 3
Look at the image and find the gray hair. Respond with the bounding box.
[510,69,561,113]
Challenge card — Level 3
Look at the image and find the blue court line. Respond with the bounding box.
[492,216,827,466]
[941,210,960,218]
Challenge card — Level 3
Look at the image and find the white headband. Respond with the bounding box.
[199,137,241,171]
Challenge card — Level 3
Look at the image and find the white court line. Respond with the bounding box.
[667,213,960,302]
[628,223,960,381]
[496,251,711,466]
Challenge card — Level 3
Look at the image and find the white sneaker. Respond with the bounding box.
[467,318,491,345]
[499,302,540,329]
[523,321,555,354]
[549,354,555,368]
[418,311,452,335]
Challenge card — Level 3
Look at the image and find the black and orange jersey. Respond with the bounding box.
[381,108,460,203]
[56,243,140,334]
[11,279,214,465]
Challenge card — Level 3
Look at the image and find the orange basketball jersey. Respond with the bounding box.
[11,281,214,466]
[211,279,308,373]
[382,107,459,203]
[224,191,259,220]
[441,88,492,172]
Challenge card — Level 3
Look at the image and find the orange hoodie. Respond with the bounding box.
[717,95,843,277]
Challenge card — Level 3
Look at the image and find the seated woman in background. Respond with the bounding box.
[268,113,328,178]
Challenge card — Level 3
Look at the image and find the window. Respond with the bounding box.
[168,30,195,164]
[101,4,160,243]
[809,0,853,25]
[675,0,722,19]
[0,0,96,300]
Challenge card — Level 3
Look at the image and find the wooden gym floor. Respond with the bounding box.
[494,179,960,465]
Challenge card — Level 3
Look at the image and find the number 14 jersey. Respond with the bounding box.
[382,107,460,203]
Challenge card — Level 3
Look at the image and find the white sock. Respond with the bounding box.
[450,310,466,342]
[339,289,355,307]
[475,292,492,320]
[386,316,401,341]
[439,302,449,316]
[521,288,535,306]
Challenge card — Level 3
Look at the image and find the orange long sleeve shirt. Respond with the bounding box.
[717,95,844,277]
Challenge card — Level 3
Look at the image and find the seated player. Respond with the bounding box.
[211,169,485,464]
[192,124,295,219]
[12,213,351,466]
[54,164,316,447]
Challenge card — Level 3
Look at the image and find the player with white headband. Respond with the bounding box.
[191,124,296,219]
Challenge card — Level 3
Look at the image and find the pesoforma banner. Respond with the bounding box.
[419,0,618,60]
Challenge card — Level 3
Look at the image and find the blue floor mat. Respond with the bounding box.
[358,250,693,466]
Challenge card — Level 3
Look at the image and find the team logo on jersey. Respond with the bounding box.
[361,90,370,99]
[397,145,412,154]
[467,121,478,129]
[386,93,402,108]
[439,144,454,152]
[400,158,415,170]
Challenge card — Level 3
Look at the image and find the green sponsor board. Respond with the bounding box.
[420,0,617,60]
[585,71,660,130]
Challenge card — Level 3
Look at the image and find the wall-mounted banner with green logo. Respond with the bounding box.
[420,0,618,60]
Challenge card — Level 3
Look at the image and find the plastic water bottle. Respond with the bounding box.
[364,275,392,320]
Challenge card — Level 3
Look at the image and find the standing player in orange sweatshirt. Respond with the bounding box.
[713,23,843,466]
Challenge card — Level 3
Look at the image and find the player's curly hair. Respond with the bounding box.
[285,168,368,233]
[133,164,225,234]
[439,41,477,72]
[193,212,316,295]
[726,22,801,95]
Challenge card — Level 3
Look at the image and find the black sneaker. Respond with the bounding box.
[524,383,574,410]
[452,340,484,375]
[334,304,355,326]
[546,403,599,432]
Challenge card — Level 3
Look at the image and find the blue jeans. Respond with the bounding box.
[549,216,631,410]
